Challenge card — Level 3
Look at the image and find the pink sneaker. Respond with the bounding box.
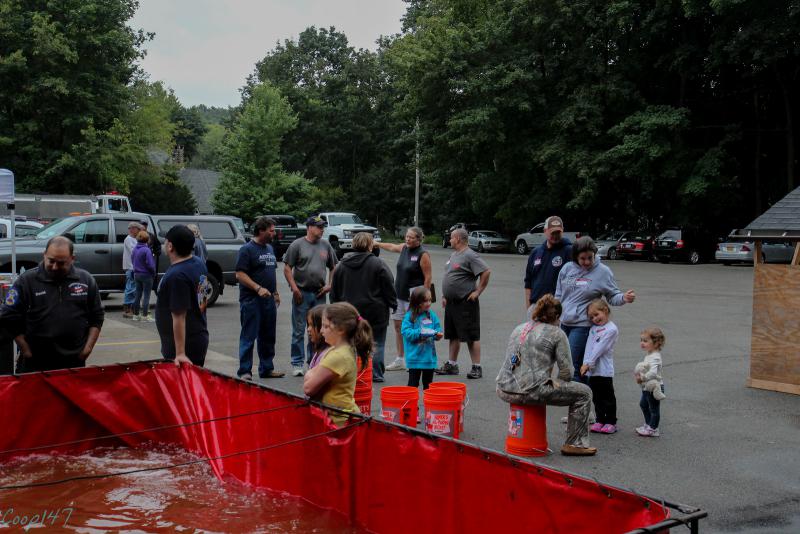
[600,424,617,434]
[589,422,604,433]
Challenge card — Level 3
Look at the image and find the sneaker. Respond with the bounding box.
[141,314,155,323]
[466,365,483,379]
[435,361,459,375]
[599,424,617,434]
[122,310,133,319]
[132,314,141,321]
[589,422,604,433]
[385,357,406,371]
[292,366,305,377]
[636,425,660,437]
[373,376,385,383]
[239,373,253,381]
[561,416,569,424]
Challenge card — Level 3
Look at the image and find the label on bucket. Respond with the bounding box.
[508,408,523,438]
[358,402,371,416]
[382,407,399,422]
[426,410,454,436]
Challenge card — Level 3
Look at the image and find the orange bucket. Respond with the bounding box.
[423,388,462,439]
[380,386,419,426]
[506,404,548,457]
[429,382,467,433]
[355,357,373,415]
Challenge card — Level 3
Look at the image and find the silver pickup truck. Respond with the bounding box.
[0,212,244,306]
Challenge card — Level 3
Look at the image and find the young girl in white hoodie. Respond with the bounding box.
[635,327,666,437]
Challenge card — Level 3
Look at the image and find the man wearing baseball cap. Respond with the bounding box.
[283,214,338,376]
[523,215,572,312]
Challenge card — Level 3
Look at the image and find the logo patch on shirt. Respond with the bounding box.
[259,253,276,267]
[410,255,419,262]
[576,277,590,287]
[197,275,211,313]
[4,288,18,307]
[68,283,88,297]
[551,256,563,267]
[34,290,47,297]
[534,258,542,266]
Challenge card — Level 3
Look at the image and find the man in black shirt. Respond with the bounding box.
[0,236,104,372]
[155,225,210,366]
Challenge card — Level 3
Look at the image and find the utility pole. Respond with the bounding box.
[414,117,420,227]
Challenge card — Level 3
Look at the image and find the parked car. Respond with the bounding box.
[256,214,306,260]
[0,213,244,306]
[318,212,381,257]
[514,222,586,255]
[0,218,43,239]
[442,223,479,248]
[653,228,719,265]
[617,233,657,261]
[467,230,511,253]
[715,240,795,265]
[595,230,633,260]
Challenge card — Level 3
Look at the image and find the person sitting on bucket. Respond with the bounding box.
[496,294,597,456]
[303,302,373,427]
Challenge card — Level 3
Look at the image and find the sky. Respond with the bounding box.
[129,0,408,108]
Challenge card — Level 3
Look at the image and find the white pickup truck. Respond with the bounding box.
[514,222,586,255]
[318,212,381,257]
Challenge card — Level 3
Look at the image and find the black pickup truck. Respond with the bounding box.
[256,215,306,261]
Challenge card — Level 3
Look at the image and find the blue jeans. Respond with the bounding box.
[238,297,277,377]
[561,324,591,383]
[640,386,664,429]
[291,290,323,367]
[372,325,387,380]
[132,274,154,315]
[124,270,136,305]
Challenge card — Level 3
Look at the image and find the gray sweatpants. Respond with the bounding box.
[498,381,593,448]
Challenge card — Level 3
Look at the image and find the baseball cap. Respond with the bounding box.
[305,215,327,227]
[545,216,564,231]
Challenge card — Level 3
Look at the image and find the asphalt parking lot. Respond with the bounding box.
[94,246,799,533]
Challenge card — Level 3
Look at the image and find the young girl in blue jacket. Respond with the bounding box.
[401,286,443,391]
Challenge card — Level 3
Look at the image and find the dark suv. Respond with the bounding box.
[653,228,718,265]
[442,223,479,248]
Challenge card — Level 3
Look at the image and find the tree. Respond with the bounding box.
[170,106,207,163]
[212,82,319,221]
[0,0,147,193]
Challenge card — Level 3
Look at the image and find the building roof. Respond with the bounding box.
[179,168,221,215]
[730,185,800,241]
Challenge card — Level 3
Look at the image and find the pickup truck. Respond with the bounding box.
[256,214,307,261]
[514,223,587,255]
[318,212,381,257]
[0,213,245,306]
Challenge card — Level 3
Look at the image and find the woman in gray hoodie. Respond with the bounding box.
[555,237,636,382]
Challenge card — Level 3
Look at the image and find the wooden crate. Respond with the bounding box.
[749,262,800,395]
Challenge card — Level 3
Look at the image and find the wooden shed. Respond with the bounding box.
[730,186,800,395]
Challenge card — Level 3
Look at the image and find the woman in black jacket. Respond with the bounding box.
[330,232,397,382]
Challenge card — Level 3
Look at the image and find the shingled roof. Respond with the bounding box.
[179,168,221,215]
[731,185,800,240]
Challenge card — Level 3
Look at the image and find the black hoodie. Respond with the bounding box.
[330,252,397,331]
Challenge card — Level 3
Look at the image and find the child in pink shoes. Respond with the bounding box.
[580,299,619,435]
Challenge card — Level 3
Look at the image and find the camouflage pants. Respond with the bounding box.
[498,381,592,448]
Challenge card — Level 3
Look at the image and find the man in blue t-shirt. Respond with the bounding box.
[156,225,210,366]
[235,216,283,380]
[523,216,572,312]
